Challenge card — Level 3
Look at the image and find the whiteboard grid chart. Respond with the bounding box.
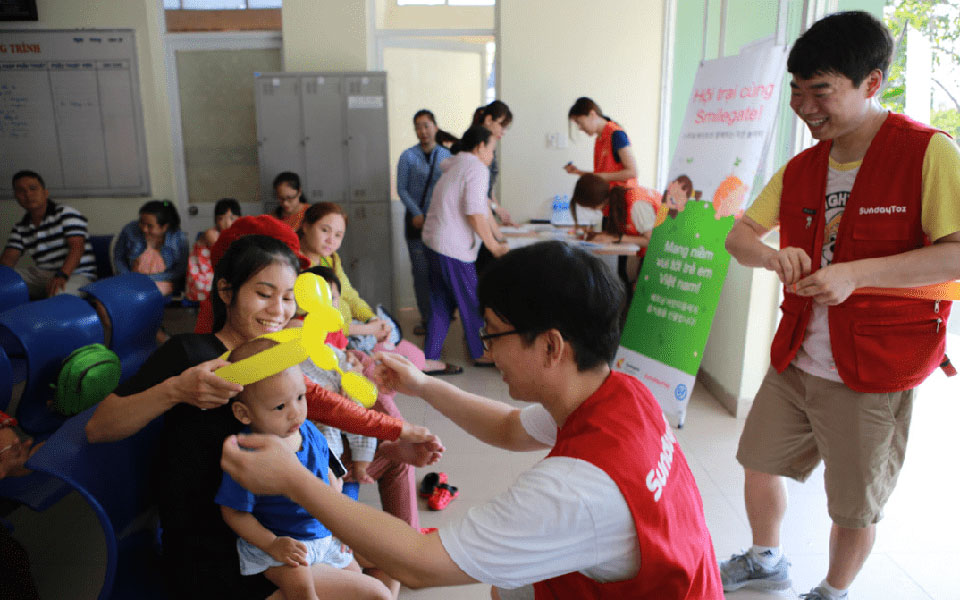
[0,29,150,198]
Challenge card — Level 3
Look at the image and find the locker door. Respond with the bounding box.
[342,202,393,312]
[344,75,390,203]
[302,75,347,204]
[255,74,305,207]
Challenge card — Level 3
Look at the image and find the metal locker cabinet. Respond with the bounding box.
[302,75,347,204]
[254,71,393,313]
[254,74,305,206]
[344,75,390,203]
[342,201,393,316]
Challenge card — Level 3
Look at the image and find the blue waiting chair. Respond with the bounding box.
[24,407,165,599]
[0,345,11,412]
[0,295,104,435]
[81,274,163,382]
[89,234,115,281]
[0,266,29,313]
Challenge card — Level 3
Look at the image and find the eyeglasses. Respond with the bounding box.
[478,326,524,351]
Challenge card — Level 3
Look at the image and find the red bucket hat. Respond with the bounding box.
[210,214,311,270]
[194,215,311,333]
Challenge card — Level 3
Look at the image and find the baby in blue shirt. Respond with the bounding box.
[215,338,395,599]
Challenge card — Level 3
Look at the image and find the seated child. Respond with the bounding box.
[303,345,378,486]
[113,200,188,296]
[298,267,397,486]
[215,338,398,600]
[186,198,241,302]
[299,267,426,528]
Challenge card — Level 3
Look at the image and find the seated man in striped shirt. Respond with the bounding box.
[2,170,97,298]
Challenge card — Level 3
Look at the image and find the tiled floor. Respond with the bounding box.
[9,306,960,599]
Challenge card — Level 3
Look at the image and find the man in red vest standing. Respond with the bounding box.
[220,241,723,599]
[723,11,960,600]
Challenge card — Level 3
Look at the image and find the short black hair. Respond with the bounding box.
[788,11,893,85]
[478,241,625,371]
[304,265,341,294]
[215,197,242,218]
[272,171,301,191]
[12,170,45,189]
[413,109,436,125]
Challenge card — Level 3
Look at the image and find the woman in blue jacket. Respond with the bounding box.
[114,200,188,296]
[396,109,451,335]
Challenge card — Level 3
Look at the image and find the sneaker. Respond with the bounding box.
[719,549,791,592]
[800,587,845,600]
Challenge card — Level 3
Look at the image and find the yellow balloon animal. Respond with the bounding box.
[214,273,378,408]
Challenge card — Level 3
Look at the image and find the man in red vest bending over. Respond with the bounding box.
[220,240,723,599]
[723,11,960,600]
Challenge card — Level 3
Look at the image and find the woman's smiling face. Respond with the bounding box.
[220,261,298,341]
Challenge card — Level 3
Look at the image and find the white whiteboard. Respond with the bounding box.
[0,29,150,198]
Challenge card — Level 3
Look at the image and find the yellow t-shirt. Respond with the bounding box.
[746,132,960,242]
[746,132,960,382]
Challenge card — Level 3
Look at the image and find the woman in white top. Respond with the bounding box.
[420,125,509,367]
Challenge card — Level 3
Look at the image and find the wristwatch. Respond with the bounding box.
[54,269,70,280]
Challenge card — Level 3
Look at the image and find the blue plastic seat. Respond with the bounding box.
[24,407,165,599]
[0,266,29,313]
[80,274,164,382]
[89,234,115,280]
[0,345,11,412]
[0,295,104,435]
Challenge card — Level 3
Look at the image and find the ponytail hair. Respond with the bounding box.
[435,128,458,148]
[139,200,181,232]
[451,125,492,155]
[604,187,629,239]
[472,100,513,128]
[568,96,611,121]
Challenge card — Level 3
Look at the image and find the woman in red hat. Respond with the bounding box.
[86,230,443,599]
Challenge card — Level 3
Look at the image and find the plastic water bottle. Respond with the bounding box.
[551,194,572,226]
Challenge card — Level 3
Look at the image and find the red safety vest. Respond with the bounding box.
[770,113,951,393]
[532,372,723,600]
[595,121,660,217]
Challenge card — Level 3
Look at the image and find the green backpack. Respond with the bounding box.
[53,343,122,416]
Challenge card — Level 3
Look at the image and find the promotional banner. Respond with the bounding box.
[615,43,787,427]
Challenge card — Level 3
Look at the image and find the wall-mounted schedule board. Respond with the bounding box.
[0,29,150,198]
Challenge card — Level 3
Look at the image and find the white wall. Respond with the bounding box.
[700,261,780,415]
[498,0,664,223]
[282,0,368,72]
[0,0,176,242]
[375,0,494,29]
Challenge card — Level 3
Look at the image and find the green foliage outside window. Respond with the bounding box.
[883,0,960,136]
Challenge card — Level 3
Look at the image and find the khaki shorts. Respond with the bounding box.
[737,364,914,529]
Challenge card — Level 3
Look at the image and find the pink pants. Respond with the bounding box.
[356,340,427,528]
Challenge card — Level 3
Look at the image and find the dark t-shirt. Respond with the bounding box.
[115,333,275,599]
[611,129,630,164]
